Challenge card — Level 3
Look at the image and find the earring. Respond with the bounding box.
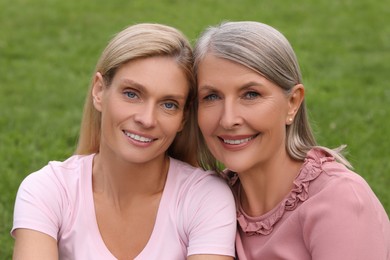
[288,117,293,123]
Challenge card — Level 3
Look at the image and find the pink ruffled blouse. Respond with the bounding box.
[224,148,390,260]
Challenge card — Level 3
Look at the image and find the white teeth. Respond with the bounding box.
[125,132,153,143]
[223,136,254,145]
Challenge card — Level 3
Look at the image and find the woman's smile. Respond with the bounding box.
[197,54,291,173]
[122,130,156,143]
[95,56,189,164]
[218,134,259,150]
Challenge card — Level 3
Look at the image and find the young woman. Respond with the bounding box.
[194,21,390,260]
[12,23,236,260]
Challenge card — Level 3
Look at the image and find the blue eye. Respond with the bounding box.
[204,93,219,101]
[244,91,259,99]
[163,102,178,110]
[125,91,138,99]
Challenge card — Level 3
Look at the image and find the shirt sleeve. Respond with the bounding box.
[302,174,390,260]
[182,172,237,257]
[11,165,65,240]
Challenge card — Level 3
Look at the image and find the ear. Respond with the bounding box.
[286,84,305,125]
[92,72,105,112]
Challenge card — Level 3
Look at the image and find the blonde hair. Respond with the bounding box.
[194,21,351,171]
[76,23,198,166]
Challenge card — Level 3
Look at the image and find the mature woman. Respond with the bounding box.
[194,21,390,259]
[12,23,236,260]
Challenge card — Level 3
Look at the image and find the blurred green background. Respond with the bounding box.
[1,0,389,258]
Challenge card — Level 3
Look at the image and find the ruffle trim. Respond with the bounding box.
[224,148,335,236]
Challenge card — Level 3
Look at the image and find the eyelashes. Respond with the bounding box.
[244,91,260,99]
[123,89,181,112]
[162,102,179,110]
[124,90,138,99]
[200,91,261,102]
[203,93,220,101]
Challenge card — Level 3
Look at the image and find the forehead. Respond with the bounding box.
[197,55,272,88]
[199,54,253,75]
[112,56,190,96]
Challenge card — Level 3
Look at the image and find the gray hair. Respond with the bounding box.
[194,21,351,170]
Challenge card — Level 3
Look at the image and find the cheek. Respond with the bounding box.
[197,106,217,135]
[246,101,287,125]
[165,112,186,134]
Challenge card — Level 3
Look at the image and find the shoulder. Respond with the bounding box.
[303,148,371,194]
[167,158,234,211]
[301,148,387,221]
[16,154,95,210]
[168,157,231,193]
[167,159,236,255]
[12,154,95,238]
[304,151,372,195]
[297,149,390,258]
[20,154,94,190]
[166,156,235,204]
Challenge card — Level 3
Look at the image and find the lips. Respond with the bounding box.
[123,130,156,143]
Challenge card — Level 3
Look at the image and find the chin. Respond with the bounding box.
[222,162,248,174]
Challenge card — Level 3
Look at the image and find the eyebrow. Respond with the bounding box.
[238,81,265,91]
[198,85,217,92]
[199,81,265,92]
[121,78,145,89]
[121,79,187,101]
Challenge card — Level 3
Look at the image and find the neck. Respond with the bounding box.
[92,149,169,208]
[238,152,303,217]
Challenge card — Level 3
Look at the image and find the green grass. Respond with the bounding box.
[1,0,389,258]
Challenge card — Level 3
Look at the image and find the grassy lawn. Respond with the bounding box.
[1,0,389,258]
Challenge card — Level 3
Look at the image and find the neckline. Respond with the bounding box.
[85,154,174,258]
[230,148,333,236]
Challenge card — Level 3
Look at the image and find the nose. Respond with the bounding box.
[219,99,242,129]
[134,102,157,128]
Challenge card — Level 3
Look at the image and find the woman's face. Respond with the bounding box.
[197,54,294,174]
[93,56,189,165]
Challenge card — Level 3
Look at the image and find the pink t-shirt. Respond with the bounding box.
[12,154,236,259]
[225,148,390,260]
